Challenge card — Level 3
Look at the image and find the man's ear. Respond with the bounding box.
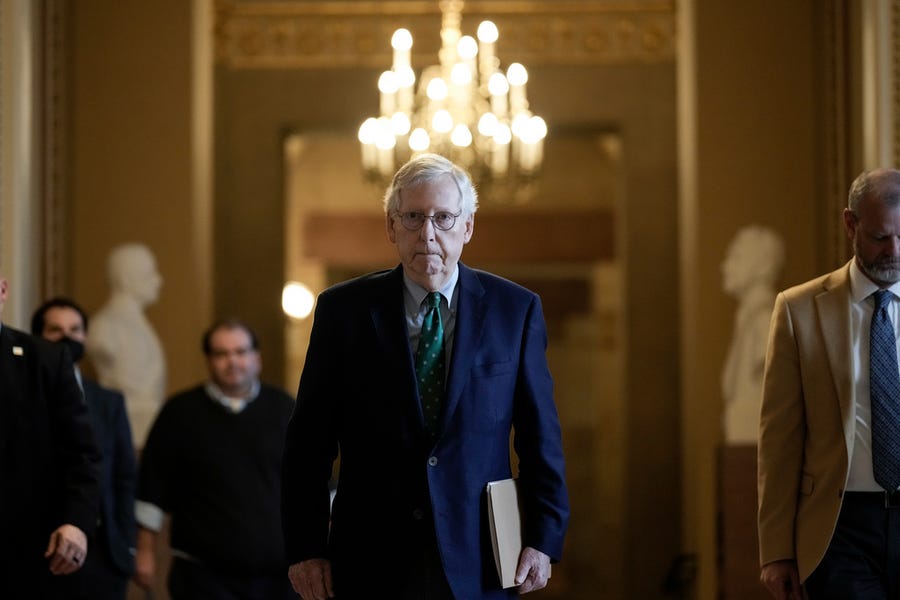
[842,208,857,240]
[386,213,397,243]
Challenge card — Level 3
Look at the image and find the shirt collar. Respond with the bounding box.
[402,266,459,308]
[849,258,900,303]
[204,379,260,414]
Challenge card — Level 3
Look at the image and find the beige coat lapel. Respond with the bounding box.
[813,261,855,454]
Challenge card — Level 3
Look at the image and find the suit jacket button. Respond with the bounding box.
[428,456,438,467]
[412,508,424,520]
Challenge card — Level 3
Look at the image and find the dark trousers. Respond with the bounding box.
[806,492,900,599]
[398,517,455,600]
[168,557,295,600]
[69,534,129,600]
[332,516,455,600]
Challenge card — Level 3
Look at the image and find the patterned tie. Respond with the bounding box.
[415,292,445,438]
[871,290,900,492]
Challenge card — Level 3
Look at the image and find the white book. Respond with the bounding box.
[486,478,524,588]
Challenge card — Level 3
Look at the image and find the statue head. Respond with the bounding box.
[107,243,163,307]
[721,226,785,298]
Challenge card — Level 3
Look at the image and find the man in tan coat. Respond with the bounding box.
[759,167,900,599]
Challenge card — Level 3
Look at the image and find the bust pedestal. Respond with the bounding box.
[718,443,769,600]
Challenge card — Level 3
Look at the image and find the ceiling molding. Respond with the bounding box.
[214,0,675,69]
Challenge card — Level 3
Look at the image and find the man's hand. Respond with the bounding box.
[44,524,87,575]
[515,546,551,594]
[760,559,802,600]
[132,527,157,589]
[288,559,334,600]
[133,546,156,589]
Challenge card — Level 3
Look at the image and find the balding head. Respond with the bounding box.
[848,168,900,213]
[844,168,900,287]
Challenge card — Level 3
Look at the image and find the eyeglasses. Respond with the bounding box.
[394,210,462,232]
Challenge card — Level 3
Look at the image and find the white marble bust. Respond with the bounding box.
[720,226,785,444]
[86,243,166,446]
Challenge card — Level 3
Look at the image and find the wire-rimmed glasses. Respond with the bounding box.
[393,210,462,231]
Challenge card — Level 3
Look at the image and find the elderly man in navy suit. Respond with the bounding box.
[282,154,569,600]
[32,297,137,599]
[0,274,101,598]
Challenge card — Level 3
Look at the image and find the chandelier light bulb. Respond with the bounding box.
[506,63,528,86]
[409,128,431,152]
[432,109,454,134]
[457,35,478,59]
[477,21,499,44]
[511,112,529,138]
[493,124,512,145]
[358,117,378,144]
[396,66,416,88]
[488,72,509,96]
[374,117,396,150]
[527,116,548,142]
[378,71,399,94]
[478,113,499,136]
[391,28,413,51]
[426,77,449,101]
[391,112,411,136]
[451,63,472,86]
[451,124,473,148]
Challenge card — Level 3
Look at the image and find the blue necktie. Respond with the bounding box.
[871,290,900,492]
[415,292,445,438]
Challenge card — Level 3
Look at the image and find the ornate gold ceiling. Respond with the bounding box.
[214,0,676,69]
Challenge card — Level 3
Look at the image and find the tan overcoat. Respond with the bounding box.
[758,260,856,582]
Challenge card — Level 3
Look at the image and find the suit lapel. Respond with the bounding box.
[441,264,486,435]
[369,267,424,432]
[814,262,855,452]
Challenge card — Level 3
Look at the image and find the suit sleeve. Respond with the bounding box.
[48,346,102,536]
[512,294,570,562]
[110,392,137,552]
[281,294,341,564]
[757,291,806,566]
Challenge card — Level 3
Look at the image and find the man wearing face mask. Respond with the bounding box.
[31,297,137,600]
[0,277,100,598]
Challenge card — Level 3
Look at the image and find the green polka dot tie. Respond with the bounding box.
[416,292,445,438]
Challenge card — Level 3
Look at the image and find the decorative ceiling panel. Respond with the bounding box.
[214,0,675,69]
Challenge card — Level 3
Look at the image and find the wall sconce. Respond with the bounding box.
[282,281,315,320]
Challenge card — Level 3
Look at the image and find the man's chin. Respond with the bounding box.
[410,257,444,274]
[866,265,900,286]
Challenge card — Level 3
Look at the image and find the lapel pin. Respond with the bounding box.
[12,345,24,356]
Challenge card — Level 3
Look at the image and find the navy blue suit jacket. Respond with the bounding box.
[282,264,569,599]
[0,325,101,594]
[82,378,136,575]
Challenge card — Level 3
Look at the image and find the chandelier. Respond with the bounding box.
[358,0,547,186]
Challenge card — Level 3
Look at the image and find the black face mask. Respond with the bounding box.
[58,336,85,364]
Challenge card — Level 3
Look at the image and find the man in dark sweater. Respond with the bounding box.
[134,318,295,599]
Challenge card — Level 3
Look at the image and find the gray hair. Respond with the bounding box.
[848,168,900,212]
[382,153,479,216]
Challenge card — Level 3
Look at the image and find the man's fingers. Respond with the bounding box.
[44,530,61,558]
[44,526,87,575]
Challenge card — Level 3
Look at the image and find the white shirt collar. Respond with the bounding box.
[849,258,900,304]
[204,380,260,414]
[402,266,459,309]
